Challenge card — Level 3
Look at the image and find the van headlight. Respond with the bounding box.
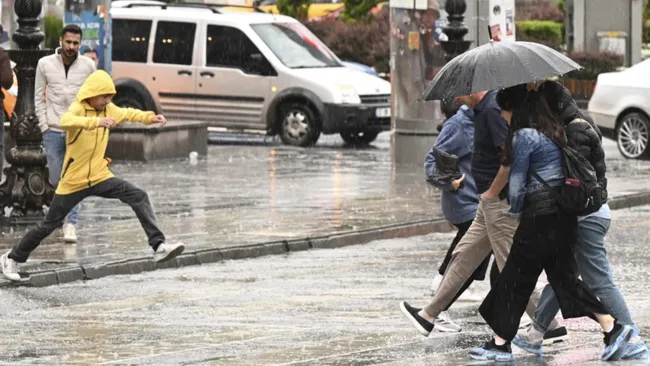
[337,84,361,104]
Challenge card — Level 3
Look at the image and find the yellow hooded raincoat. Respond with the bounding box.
[57,70,155,195]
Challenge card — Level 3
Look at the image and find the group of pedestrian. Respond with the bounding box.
[0,24,185,281]
[403,80,649,362]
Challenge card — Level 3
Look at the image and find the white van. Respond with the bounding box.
[110,1,392,146]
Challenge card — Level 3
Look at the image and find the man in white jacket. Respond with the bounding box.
[36,24,96,243]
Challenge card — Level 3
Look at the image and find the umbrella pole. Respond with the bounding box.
[487,25,492,40]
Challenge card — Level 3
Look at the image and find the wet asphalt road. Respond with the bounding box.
[1,204,650,365]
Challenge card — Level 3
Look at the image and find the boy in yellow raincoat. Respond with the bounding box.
[1,70,185,280]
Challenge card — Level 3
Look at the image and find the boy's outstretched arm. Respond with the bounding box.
[60,102,101,130]
[110,104,166,126]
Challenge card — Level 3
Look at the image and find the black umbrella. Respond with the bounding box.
[422,41,582,101]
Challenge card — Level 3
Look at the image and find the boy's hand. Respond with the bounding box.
[151,115,166,126]
[98,117,116,129]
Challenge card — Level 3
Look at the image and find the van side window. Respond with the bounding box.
[112,19,151,63]
[153,21,196,66]
[205,25,274,76]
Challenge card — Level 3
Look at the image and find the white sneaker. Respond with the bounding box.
[434,310,462,332]
[63,223,77,243]
[430,273,444,295]
[1,252,20,281]
[153,242,185,263]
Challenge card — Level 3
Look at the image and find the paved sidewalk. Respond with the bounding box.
[0,133,649,272]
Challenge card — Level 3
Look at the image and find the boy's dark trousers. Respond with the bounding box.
[9,177,165,263]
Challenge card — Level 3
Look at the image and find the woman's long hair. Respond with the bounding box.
[497,84,566,166]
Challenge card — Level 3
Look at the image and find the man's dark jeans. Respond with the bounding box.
[9,177,165,263]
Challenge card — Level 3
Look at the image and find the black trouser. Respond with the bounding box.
[438,220,498,311]
[9,177,165,263]
[479,211,608,341]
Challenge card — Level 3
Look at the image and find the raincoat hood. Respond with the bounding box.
[76,70,116,102]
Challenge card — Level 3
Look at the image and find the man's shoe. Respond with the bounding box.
[621,327,649,360]
[63,223,77,243]
[0,252,20,281]
[434,310,462,332]
[469,339,514,362]
[543,321,568,345]
[601,322,633,361]
[399,301,433,336]
[153,242,185,263]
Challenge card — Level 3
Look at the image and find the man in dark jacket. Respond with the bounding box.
[0,25,15,181]
[514,82,648,361]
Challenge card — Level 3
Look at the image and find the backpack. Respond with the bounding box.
[531,143,603,217]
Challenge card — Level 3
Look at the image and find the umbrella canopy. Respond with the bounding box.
[422,41,582,101]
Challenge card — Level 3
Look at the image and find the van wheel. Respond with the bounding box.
[279,103,320,147]
[616,112,650,159]
[114,89,145,110]
[340,130,379,145]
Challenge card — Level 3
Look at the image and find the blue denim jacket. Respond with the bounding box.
[509,128,565,219]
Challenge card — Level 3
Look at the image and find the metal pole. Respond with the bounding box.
[0,0,55,224]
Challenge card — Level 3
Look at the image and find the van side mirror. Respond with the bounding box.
[247,53,275,76]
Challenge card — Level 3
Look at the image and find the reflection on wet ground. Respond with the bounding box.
[0,205,648,364]
[0,133,649,270]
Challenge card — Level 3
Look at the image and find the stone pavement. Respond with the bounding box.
[0,133,649,274]
[0,204,649,365]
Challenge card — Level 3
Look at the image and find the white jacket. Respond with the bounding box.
[35,49,96,132]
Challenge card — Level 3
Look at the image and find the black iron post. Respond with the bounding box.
[439,0,472,62]
[0,0,55,224]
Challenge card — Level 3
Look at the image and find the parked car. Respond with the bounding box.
[588,59,650,159]
[110,1,391,146]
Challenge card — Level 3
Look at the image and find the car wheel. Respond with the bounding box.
[616,112,650,159]
[113,89,146,110]
[279,103,320,147]
[340,130,380,145]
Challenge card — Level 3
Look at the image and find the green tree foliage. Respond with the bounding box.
[342,0,378,22]
[43,14,64,50]
[277,0,311,21]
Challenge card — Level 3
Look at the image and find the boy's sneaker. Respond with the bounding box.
[469,338,514,362]
[153,242,185,263]
[429,273,443,295]
[62,223,77,243]
[434,311,462,332]
[543,321,568,345]
[399,301,434,336]
[0,252,20,281]
[601,322,633,361]
[622,327,650,360]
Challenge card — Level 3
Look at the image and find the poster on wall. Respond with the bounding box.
[64,0,112,74]
[489,0,515,41]
[505,9,514,36]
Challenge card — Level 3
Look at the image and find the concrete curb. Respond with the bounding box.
[14,191,650,288]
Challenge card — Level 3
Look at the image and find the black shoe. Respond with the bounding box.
[469,338,514,362]
[602,321,633,361]
[543,325,568,345]
[399,301,433,336]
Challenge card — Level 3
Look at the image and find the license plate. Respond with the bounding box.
[375,107,391,118]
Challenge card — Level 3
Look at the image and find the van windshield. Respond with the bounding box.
[251,22,342,69]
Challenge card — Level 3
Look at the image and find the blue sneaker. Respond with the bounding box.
[601,323,633,361]
[513,334,542,355]
[622,328,650,360]
[469,339,515,363]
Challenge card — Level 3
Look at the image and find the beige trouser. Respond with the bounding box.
[424,195,542,318]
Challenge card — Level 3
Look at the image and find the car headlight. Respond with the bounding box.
[337,84,361,104]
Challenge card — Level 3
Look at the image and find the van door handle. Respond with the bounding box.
[178,70,192,76]
[200,71,214,78]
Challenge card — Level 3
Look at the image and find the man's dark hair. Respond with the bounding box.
[61,24,83,39]
[82,48,97,55]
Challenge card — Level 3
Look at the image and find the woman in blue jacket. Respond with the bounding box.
[424,100,495,332]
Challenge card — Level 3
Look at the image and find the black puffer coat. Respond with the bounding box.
[539,81,608,203]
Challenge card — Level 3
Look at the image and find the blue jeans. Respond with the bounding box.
[42,130,80,225]
[533,216,633,331]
